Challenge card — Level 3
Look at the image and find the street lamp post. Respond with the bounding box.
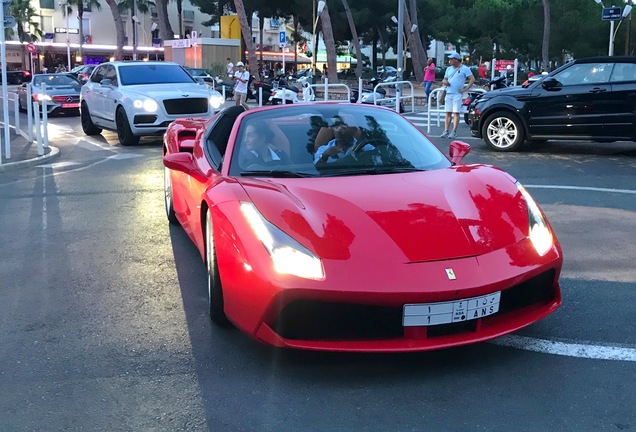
[595,0,633,55]
[60,0,72,71]
[312,0,326,82]
[392,15,417,73]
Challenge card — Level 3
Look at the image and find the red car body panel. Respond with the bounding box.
[163,104,563,352]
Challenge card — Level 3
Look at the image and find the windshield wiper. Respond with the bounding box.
[240,170,317,178]
[319,166,424,177]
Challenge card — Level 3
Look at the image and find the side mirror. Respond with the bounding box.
[100,78,113,87]
[449,141,471,164]
[541,77,560,90]
[163,152,207,183]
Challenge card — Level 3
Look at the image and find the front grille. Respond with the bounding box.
[272,270,557,341]
[52,95,79,102]
[163,98,208,115]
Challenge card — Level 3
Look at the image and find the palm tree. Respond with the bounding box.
[154,0,175,42]
[318,3,337,82]
[6,0,43,70]
[541,0,550,72]
[104,0,126,60]
[341,0,363,79]
[63,0,101,61]
[233,0,259,78]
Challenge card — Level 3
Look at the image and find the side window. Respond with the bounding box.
[609,63,636,82]
[91,66,105,84]
[104,66,118,86]
[555,63,612,86]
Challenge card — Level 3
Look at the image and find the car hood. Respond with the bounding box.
[481,86,532,100]
[122,83,214,99]
[237,166,529,263]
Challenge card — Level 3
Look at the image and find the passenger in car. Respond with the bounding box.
[313,117,371,164]
[239,120,291,168]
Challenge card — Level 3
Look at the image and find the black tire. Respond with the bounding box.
[116,107,139,146]
[164,167,179,225]
[482,111,526,152]
[205,210,230,326]
[80,102,102,135]
[464,113,470,126]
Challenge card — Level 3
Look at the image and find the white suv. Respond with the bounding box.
[80,61,225,145]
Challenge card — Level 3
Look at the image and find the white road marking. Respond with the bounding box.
[108,153,145,160]
[491,335,636,362]
[36,161,80,169]
[527,184,636,195]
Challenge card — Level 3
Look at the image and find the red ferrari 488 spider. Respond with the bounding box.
[163,103,562,352]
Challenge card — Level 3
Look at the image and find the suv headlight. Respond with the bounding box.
[517,182,553,256]
[209,94,224,109]
[240,202,324,279]
[133,98,158,112]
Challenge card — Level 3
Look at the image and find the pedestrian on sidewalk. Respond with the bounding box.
[423,58,436,103]
[233,62,250,110]
[226,58,234,78]
[440,53,474,139]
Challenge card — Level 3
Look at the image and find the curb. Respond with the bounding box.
[0,146,61,173]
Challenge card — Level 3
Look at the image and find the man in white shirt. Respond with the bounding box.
[233,62,250,110]
[440,52,475,139]
[226,58,234,77]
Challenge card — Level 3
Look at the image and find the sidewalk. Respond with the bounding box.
[0,133,60,173]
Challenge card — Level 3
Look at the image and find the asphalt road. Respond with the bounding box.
[0,110,635,431]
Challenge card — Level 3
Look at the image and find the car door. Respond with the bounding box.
[606,62,636,139]
[99,65,120,125]
[525,62,612,139]
[83,65,107,123]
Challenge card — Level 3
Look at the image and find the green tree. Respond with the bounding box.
[6,0,43,70]
[104,0,126,60]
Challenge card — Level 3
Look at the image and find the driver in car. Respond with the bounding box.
[313,118,374,165]
[239,121,291,168]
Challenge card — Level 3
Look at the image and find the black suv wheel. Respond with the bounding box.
[482,111,525,152]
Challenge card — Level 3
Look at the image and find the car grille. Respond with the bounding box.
[272,269,557,341]
[134,114,158,125]
[52,95,79,103]
[163,98,208,115]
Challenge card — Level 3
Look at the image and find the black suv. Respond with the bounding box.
[468,56,636,151]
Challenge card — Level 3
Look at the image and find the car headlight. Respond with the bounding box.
[133,99,158,112]
[240,202,324,280]
[517,182,553,256]
[209,94,223,109]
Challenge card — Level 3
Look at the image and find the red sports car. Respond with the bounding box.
[163,103,562,352]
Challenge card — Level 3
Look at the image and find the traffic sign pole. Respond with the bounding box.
[1,0,13,161]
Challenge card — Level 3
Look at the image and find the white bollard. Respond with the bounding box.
[26,83,33,142]
[41,83,49,148]
[33,101,43,156]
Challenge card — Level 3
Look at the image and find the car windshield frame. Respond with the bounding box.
[118,64,197,86]
[33,74,81,88]
[227,105,451,178]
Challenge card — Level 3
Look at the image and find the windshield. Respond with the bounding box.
[228,105,450,178]
[119,64,196,85]
[186,68,210,77]
[33,74,81,90]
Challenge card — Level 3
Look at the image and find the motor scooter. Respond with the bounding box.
[350,77,403,113]
[268,79,301,104]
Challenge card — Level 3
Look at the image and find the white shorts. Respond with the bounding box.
[444,93,463,113]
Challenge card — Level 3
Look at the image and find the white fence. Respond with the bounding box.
[0,83,49,164]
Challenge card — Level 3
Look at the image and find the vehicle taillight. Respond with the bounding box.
[463,98,472,106]
[24,71,31,77]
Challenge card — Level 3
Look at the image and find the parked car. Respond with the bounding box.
[468,56,636,151]
[0,70,32,84]
[183,67,216,85]
[162,103,563,352]
[17,73,82,115]
[80,61,225,146]
[71,64,97,83]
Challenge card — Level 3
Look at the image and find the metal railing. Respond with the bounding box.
[426,88,446,133]
[306,79,351,103]
[370,80,415,113]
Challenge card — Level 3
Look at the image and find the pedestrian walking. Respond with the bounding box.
[439,53,475,139]
[226,58,234,78]
[233,62,250,110]
[423,58,436,103]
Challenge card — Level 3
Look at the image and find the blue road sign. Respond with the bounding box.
[602,6,622,21]
[279,31,286,45]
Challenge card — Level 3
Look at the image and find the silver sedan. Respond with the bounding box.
[17,73,82,115]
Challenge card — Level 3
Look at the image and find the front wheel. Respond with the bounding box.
[164,167,179,225]
[116,107,140,146]
[482,112,526,152]
[80,102,102,135]
[206,210,230,326]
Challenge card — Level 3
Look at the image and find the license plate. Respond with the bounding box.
[62,103,79,108]
[403,292,501,327]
